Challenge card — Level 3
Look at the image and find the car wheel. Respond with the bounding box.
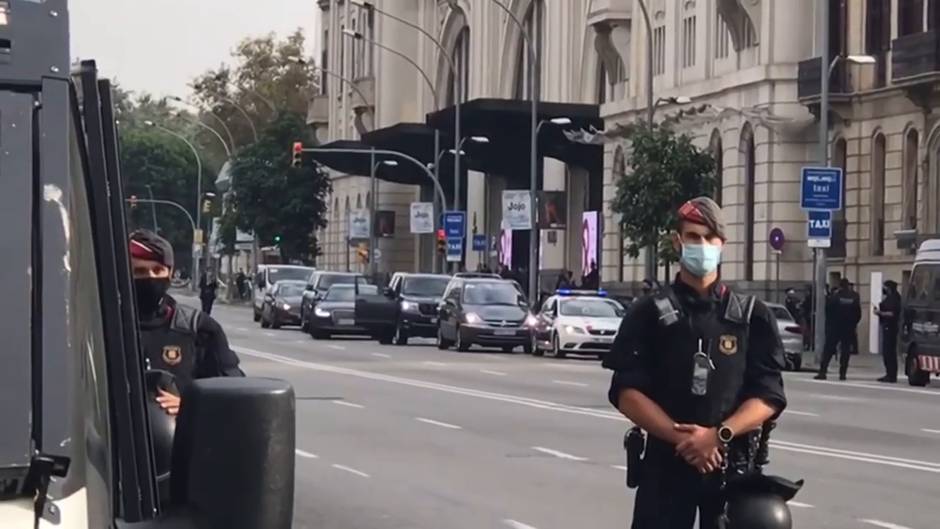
[437,326,451,350]
[253,308,261,322]
[531,335,544,357]
[552,334,566,359]
[906,352,930,387]
[501,345,514,353]
[456,326,470,352]
[311,330,329,340]
[522,342,533,355]
[393,322,409,346]
[378,331,393,345]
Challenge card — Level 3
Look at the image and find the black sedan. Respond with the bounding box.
[308,284,379,339]
[437,278,536,353]
[260,280,307,329]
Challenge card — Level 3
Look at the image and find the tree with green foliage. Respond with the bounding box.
[228,112,331,263]
[611,125,717,265]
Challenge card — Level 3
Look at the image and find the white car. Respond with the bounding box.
[531,292,626,358]
[765,302,804,371]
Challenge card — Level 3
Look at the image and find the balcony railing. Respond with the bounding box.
[797,56,850,100]
[892,30,940,83]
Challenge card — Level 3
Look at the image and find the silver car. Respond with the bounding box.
[766,302,804,371]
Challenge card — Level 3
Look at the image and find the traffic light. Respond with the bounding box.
[129,195,138,209]
[436,229,446,255]
[292,141,303,168]
[274,235,282,244]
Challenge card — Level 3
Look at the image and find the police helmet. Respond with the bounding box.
[724,493,792,529]
[145,370,179,486]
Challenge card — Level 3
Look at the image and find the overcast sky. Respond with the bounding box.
[71,1,321,99]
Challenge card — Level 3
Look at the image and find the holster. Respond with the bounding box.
[624,426,646,489]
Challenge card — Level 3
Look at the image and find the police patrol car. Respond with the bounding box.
[531,290,626,358]
[899,239,940,386]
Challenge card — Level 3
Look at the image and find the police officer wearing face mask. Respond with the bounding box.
[874,280,902,383]
[130,230,244,416]
[603,197,787,529]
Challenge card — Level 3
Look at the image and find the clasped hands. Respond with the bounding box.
[673,424,723,474]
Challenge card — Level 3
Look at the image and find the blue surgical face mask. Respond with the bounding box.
[680,243,722,277]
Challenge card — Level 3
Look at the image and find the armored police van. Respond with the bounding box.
[899,239,940,386]
[0,2,295,527]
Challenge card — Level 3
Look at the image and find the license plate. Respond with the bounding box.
[493,329,516,336]
[338,319,355,326]
[429,317,437,324]
[598,337,614,343]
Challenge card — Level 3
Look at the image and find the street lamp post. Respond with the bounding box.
[174,112,233,157]
[483,0,539,307]
[294,58,374,129]
[144,184,159,232]
[144,120,204,291]
[168,95,237,151]
[219,96,259,142]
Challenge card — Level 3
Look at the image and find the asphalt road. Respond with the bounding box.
[188,296,940,529]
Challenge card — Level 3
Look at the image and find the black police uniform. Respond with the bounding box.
[878,289,902,381]
[603,278,787,529]
[138,295,244,387]
[819,287,862,379]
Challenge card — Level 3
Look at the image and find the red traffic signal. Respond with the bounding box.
[291,141,303,168]
[436,229,446,255]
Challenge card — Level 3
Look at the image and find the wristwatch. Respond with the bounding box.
[717,424,735,444]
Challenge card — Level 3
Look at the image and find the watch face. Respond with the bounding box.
[719,426,734,443]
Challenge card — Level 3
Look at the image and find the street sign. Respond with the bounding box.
[769,228,785,252]
[472,234,486,252]
[443,211,466,239]
[807,210,832,248]
[800,167,843,211]
[446,238,463,262]
[373,248,382,261]
[410,202,434,234]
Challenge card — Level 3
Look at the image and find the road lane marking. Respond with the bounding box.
[332,400,365,409]
[371,353,392,358]
[532,446,588,462]
[804,393,869,403]
[294,449,319,459]
[611,465,627,471]
[234,346,940,474]
[784,410,820,417]
[327,344,346,351]
[415,417,462,430]
[331,464,370,478]
[794,376,939,396]
[234,327,251,332]
[264,332,276,338]
[860,520,913,529]
[423,361,447,367]
[481,369,508,376]
[922,428,940,434]
[504,519,539,529]
[484,354,509,361]
[787,501,815,509]
[552,380,588,388]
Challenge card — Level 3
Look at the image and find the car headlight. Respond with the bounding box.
[314,307,331,318]
[525,314,538,327]
[401,300,419,313]
[464,312,483,324]
[564,325,586,335]
[282,303,291,311]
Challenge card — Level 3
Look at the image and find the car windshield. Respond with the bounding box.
[559,298,624,317]
[462,282,520,305]
[277,284,306,297]
[402,276,451,297]
[770,306,794,321]
[319,274,365,290]
[268,267,313,283]
[326,284,377,301]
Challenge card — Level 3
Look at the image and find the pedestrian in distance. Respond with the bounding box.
[236,269,248,300]
[199,270,219,315]
[874,280,902,383]
[815,278,862,381]
[129,230,244,416]
[603,197,787,529]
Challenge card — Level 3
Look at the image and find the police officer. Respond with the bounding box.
[874,280,902,383]
[130,229,244,416]
[603,197,787,529]
[815,278,861,381]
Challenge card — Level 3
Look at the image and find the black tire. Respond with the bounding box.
[436,326,451,350]
[552,334,566,359]
[393,322,409,346]
[456,326,470,352]
[523,342,533,355]
[378,331,393,345]
[531,335,544,357]
[501,345,515,353]
[311,330,329,340]
[907,353,930,387]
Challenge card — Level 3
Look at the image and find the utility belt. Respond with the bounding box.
[622,421,776,489]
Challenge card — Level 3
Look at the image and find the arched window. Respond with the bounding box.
[356,194,362,209]
[740,124,755,281]
[831,138,848,258]
[709,129,723,205]
[866,0,891,86]
[872,133,887,256]
[904,128,920,230]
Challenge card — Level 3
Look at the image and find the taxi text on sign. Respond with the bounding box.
[800,167,843,211]
[807,210,832,248]
[446,238,463,262]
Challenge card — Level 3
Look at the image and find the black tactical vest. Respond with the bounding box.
[140,304,201,388]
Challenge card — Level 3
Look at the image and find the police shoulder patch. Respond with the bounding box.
[718,335,738,355]
[162,345,183,366]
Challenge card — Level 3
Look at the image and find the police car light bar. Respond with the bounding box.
[555,289,608,297]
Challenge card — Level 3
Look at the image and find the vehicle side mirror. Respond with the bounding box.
[171,378,295,529]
